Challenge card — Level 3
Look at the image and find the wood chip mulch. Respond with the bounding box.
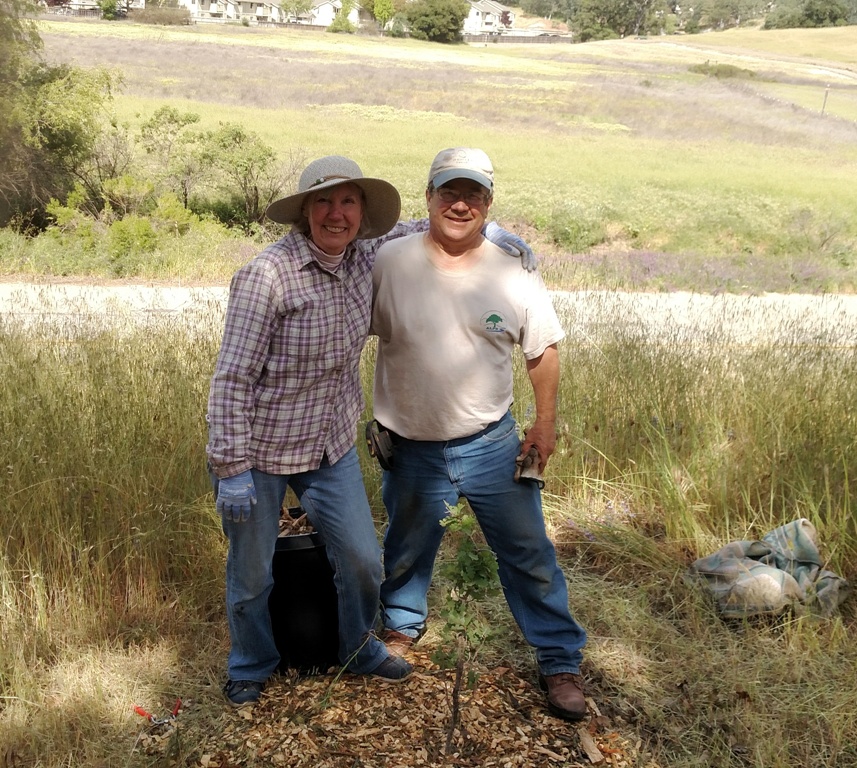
[139,652,654,768]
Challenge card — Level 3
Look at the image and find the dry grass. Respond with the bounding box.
[1,285,855,767]
[38,21,857,143]
[665,25,857,67]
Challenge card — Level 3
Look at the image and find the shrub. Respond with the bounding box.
[44,193,101,255]
[101,174,156,218]
[688,61,757,79]
[388,13,409,36]
[328,0,356,32]
[97,0,121,20]
[130,6,191,25]
[327,14,356,32]
[404,0,469,43]
[542,205,608,252]
[151,193,199,236]
[107,215,158,275]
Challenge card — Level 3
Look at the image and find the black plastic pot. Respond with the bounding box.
[269,509,340,674]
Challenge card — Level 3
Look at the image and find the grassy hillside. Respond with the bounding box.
[20,19,857,292]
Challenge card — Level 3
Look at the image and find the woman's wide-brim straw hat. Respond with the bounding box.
[265,155,401,239]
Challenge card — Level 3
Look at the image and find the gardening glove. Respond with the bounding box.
[484,221,538,272]
[216,469,256,523]
[514,446,545,489]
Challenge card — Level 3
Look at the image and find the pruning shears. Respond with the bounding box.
[134,698,182,726]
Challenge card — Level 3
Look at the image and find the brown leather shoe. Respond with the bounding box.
[380,629,415,657]
[539,673,588,721]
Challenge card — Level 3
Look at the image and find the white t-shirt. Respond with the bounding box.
[371,232,565,441]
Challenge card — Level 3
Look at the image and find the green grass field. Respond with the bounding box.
[15,18,857,293]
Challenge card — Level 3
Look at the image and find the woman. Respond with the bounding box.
[206,156,423,706]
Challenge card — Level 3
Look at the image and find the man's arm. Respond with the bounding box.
[522,343,560,474]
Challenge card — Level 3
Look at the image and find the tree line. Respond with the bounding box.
[507,0,857,39]
[1,0,312,233]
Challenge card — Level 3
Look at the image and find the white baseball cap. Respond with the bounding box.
[427,147,494,191]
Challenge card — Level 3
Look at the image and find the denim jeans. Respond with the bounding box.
[214,447,389,682]
[380,411,587,675]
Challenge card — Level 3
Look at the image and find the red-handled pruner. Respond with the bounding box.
[134,698,181,726]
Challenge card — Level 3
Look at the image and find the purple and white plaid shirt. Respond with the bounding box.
[206,224,424,478]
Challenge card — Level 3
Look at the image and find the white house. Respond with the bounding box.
[308,0,366,27]
[177,0,510,31]
[179,0,237,21]
[462,0,515,35]
[177,0,365,25]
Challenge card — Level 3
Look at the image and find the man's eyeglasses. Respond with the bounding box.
[434,187,490,207]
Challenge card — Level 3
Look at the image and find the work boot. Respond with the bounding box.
[538,673,587,721]
[223,679,264,708]
[370,654,413,682]
[380,628,416,657]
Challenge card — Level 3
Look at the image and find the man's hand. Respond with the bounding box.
[520,421,557,475]
[514,445,545,488]
[523,345,560,476]
[484,221,538,272]
[216,469,256,522]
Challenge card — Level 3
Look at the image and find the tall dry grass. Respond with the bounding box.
[0,288,854,766]
[0,294,226,763]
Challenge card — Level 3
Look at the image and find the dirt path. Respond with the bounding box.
[2,282,856,347]
[553,290,857,347]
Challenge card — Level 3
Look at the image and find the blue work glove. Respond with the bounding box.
[216,469,256,523]
[484,221,538,272]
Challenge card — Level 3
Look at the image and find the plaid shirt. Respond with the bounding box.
[206,224,423,478]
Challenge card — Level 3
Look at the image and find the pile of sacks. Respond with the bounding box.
[687,518,850,618]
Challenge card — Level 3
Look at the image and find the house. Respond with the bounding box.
[177,0,366,25]
[462,0,515,35]
[177,0,511,31]
[178,0,235,21]
[308,0,367,27]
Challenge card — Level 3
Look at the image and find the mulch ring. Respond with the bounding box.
[145,652,651,767]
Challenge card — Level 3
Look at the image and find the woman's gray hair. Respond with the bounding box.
[294,186,372,239]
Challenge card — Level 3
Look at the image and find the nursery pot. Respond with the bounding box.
[269,509,340,674]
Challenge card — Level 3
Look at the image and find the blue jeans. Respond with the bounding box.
[380,412,587,675]
[213,447,389,682]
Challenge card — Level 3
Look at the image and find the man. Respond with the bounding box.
[369,147,589,721]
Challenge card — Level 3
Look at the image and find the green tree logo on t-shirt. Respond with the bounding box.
[481,311,506,333]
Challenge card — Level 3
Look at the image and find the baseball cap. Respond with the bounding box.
[427,147,494,191]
